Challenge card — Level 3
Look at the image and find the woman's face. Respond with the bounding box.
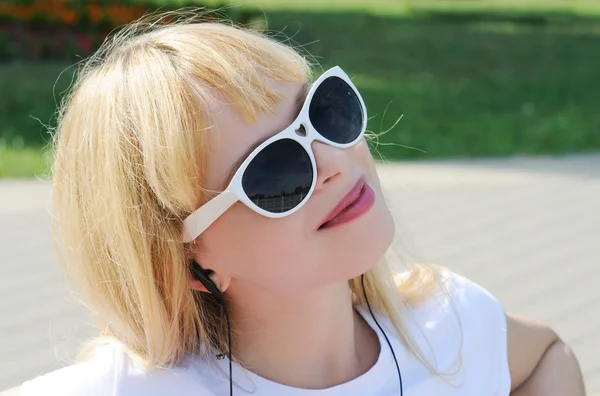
[194,79,395,294]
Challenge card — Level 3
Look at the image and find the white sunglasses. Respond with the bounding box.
[182,66,367,243]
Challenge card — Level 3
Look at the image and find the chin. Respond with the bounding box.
[327,199,396,281]
[361,201,395,265]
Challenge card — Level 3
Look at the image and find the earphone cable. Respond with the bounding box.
[220,297,234,396]
[220,276,402,396]
[361,274,403,396]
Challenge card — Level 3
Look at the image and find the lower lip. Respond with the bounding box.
[320,183,376,230]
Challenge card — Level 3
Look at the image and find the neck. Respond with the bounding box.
[226,281,380,389]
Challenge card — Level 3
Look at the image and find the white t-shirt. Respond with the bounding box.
[21,271,511,395]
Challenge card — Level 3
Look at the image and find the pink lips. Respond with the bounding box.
[318,177,375,230]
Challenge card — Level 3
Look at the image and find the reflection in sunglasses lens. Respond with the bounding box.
[242,139,313,213]
[309,77,363,144]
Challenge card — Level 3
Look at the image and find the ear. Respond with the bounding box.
[188,262,231,294]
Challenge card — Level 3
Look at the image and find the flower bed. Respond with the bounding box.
[0,0,257,60]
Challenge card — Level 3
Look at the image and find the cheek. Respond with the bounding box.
[353,139,378,172]
[199,206,318,290]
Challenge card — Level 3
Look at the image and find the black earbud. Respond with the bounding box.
[190,260,224,303]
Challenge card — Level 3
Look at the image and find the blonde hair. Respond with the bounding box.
[51,11,449,374]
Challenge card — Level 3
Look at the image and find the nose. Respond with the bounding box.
[311,141,349,192]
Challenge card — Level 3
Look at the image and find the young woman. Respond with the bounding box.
[8,13,585,396]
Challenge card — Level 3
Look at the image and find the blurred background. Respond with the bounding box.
[0,0,598,393]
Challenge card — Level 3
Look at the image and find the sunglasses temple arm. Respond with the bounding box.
[181,190,238,243]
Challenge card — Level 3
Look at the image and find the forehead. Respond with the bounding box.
[203,81,307,190]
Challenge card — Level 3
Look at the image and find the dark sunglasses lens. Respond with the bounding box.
[242,139,313,213]
[309,76,363,144]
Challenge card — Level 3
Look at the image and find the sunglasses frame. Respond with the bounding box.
[182,66,367,243]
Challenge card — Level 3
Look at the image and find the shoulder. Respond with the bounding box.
[20,343,122,396]
[405,267,507,335]
[402,268,510,391]
[19,342,214,396]
[438,268,505,322]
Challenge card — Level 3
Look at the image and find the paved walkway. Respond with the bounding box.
[1,154,598,393]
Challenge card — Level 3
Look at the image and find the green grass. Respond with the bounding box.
[266,12,600,161]
[178,0,600,16]
[2,2,600,177]
[0,146,52,178]
[0,62,72,147]
[406,0,600,15]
